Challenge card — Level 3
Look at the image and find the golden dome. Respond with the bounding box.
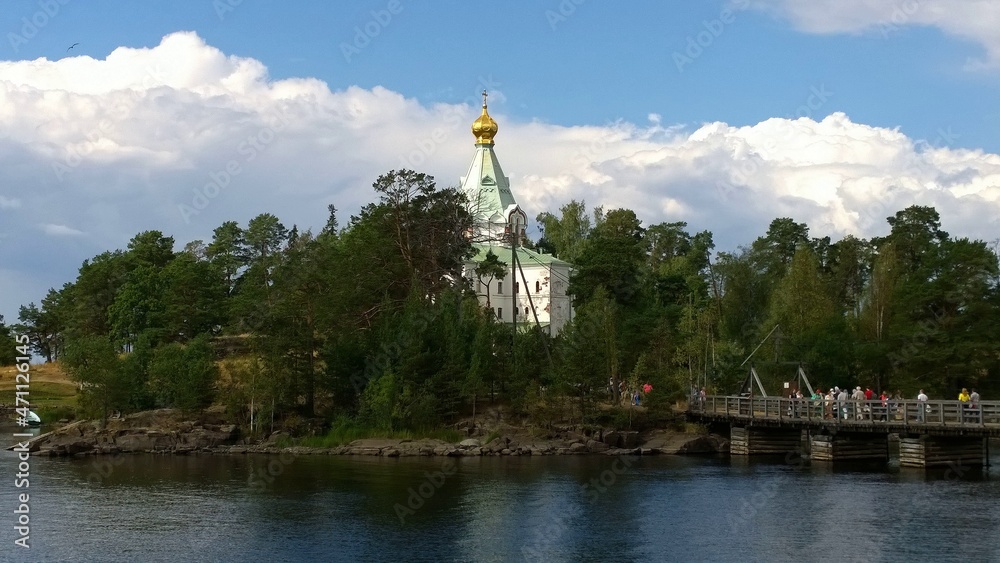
[472,90,498,145]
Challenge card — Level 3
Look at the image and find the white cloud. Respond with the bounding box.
[41,224,85,237]
[1,31,1000,322]
[0,196,20,208]
[746,0,1000,67]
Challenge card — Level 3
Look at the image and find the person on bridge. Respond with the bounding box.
[969,389,982,424]
[852,387,866,420]
[959,388,972,423]
[917,389,928,422]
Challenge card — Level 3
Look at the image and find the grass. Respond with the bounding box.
[292,419,464,448]
[483,429,501,444]
[0,362,80,422]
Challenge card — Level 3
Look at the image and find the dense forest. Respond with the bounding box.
[3,169,999,433]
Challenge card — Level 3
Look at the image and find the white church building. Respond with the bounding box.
[460,92,574,335]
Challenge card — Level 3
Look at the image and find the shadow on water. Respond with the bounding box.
[725,437,999,482]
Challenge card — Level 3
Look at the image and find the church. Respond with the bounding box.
[460,92,574,335]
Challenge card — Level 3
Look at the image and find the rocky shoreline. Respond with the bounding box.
[9,408,728,458]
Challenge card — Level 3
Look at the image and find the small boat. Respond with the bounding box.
[25,411,41,427]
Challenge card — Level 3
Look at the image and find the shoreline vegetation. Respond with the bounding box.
[11,407,728,458]
[3,172,998,449]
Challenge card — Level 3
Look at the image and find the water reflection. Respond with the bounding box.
[0,444,997,561]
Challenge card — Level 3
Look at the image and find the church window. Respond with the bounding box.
[496,307,503,319]
[497,281,502,294]
[535,280,541,293]
[524,307,529,316]
[514,282,520,294]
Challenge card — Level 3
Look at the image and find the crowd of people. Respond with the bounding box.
[609,379,655,406]
[777,386,985,423]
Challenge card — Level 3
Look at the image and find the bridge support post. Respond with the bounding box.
[898,435,986,468]
[809,433,888,462]
[730,425,802,456]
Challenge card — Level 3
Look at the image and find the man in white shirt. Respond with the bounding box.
[917,389,928,422]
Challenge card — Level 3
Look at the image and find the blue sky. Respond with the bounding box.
[7,1,998,149]
[1,0,999,322]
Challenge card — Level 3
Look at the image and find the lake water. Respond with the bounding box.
[1,428,999,562]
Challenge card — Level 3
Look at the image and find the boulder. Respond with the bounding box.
[569,442,589,454]
[459,438,481,449]
[586,439,609,453]
[620,431,640,449]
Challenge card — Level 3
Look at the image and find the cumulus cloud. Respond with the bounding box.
[746,0,1000,68]
[41,224,85,236]
[1,31,1000,320]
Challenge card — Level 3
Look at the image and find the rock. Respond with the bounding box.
[459,438,481,449]
[620,431,640,449]
[501,448,512,455]
[602,431,620,447]
[383,448,400,457]
[677,435,727,454]
[569,442,588,454]
[586,439,609,453]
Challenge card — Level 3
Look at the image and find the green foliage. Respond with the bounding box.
[16,165,1000,434]
[62,336,127,423]
[148,335,218,410]
[294,417,463,447]
[0,315,16,366]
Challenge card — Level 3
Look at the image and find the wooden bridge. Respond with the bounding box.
[688,396,999,467]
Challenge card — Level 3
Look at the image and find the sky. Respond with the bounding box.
[1,0,999,323]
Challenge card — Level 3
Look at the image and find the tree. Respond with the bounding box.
[536,200,591,263]
[570,208,645,306]
[148,335,218,410]
[68,251,131,338]
[0,315,17,366]
[62,336,125,425]
[474,249,507,310]
[207,220,248,296]
[161,253,227,341]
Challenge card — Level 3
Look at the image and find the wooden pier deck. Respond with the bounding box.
[688,396,1000,437]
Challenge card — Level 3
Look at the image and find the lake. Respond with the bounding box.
[1,429,998,562]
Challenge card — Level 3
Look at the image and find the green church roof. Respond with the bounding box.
[469,243,572,268]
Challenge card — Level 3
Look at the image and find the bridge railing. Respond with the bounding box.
[690,396,1000,428]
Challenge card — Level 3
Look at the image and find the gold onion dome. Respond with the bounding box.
[472,90,498,145]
